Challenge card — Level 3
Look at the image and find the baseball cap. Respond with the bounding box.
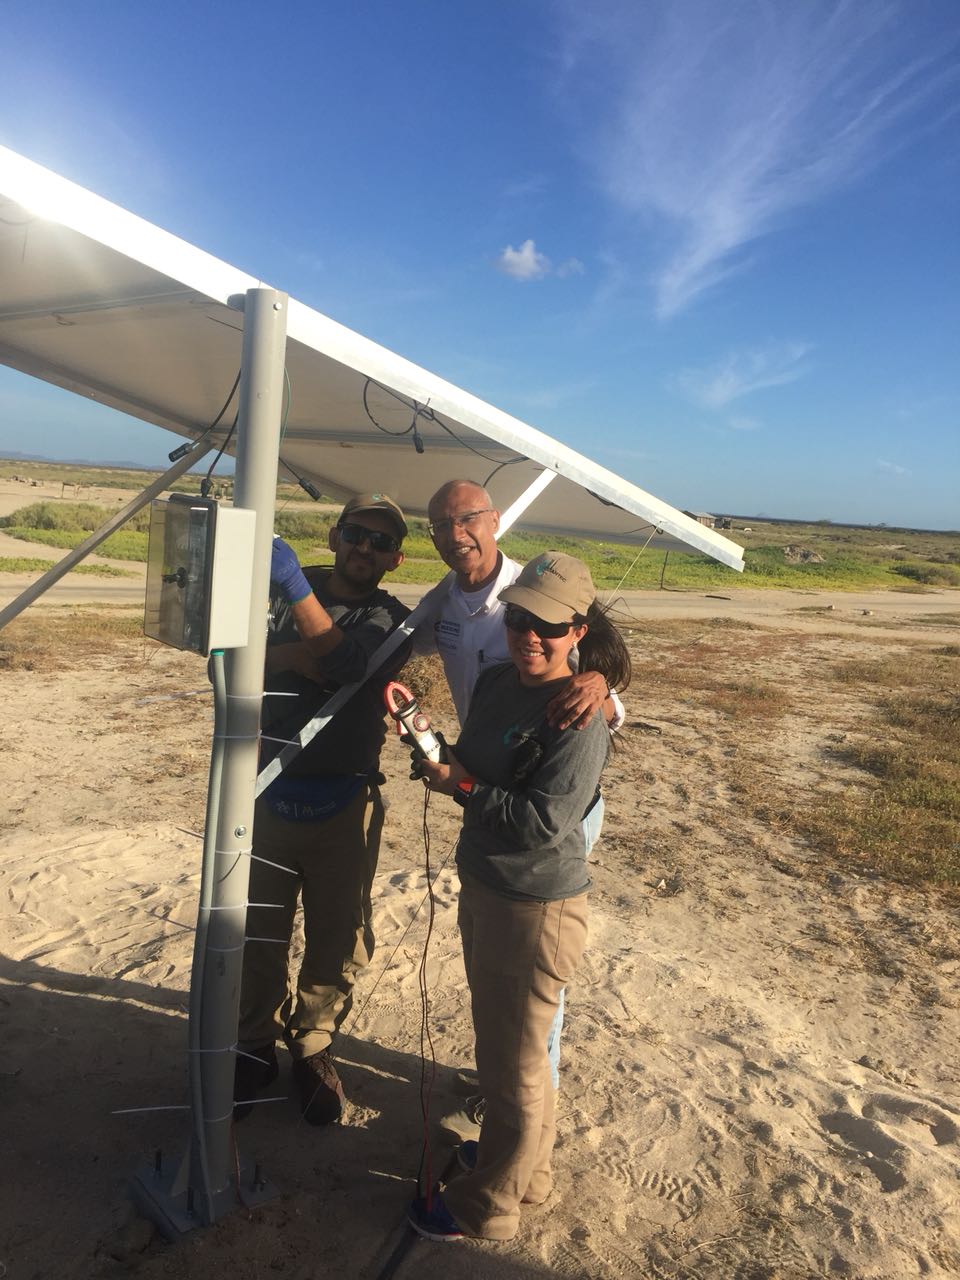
[499,552,596,623]
[338,492,408,541]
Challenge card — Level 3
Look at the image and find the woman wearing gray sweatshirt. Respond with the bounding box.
[407,551,632,1243]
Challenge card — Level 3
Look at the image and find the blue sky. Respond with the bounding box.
[0,0,958,529]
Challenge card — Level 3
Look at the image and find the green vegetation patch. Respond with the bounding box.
[3,479,959,593]
[892,562,960,587]
[0,500,150,533]
[2,525,149,560]
[0,557,134,577]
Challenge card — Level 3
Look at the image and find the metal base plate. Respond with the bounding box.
[131,1157,278,1240]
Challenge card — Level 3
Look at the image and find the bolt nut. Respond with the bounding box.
[234,825,247,838]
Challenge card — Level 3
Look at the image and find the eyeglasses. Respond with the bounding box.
[504,606,573,640]
[427,508,493,539]
[337,522,400,553]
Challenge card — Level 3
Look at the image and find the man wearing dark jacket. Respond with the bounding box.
[235,493,409,1124]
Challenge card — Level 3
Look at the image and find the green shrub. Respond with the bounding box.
[2,526,149,560]
[892,563,960,587]
[0,501,150,533]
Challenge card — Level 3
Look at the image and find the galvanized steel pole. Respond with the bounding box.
[192,287,287,1221]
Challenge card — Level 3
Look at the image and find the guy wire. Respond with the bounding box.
[607,524,662,601]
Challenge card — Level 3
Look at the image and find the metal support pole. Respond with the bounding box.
[497,468,556,535]
[0,442,215,632]
[190,287,287,1223]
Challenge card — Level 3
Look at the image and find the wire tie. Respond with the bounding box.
[212,732,260,742]
[111,1104,191,1115]
[206,943,246,954]
[244,850,299,876]
[234,1047,270,1064]
[243,936,291,945]
[187,1044,237,1055]
[225,1096,288,1116]
[216,845,253,857]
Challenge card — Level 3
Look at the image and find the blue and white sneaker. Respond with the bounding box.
[457,1139,479,1172]
[407,1193,464,1242]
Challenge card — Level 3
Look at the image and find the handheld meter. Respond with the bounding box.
[383,681,443,763]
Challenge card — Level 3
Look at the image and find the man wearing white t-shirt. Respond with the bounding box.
[414,479,624,733]
[413,479,624,1101]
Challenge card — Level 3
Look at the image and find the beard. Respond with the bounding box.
[335,547,381,592]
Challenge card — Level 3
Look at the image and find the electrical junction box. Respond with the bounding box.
[144,494,257,654]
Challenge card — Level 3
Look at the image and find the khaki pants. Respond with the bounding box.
[237,783,383,1061]
[443,872,588,1240]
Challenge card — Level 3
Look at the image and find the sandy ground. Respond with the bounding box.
[1,513,960,1277]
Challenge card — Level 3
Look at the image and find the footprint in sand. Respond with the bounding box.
[861,1091,960,1148]
[819,1110,907,1192]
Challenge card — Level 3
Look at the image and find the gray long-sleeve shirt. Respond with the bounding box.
[454,663,609,901]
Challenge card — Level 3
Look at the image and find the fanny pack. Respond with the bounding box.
[263,773,365,823]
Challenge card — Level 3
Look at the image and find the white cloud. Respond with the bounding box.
[554,1,960,316]
[876,458,911,476]
[496,239,552,281]
[556,257,585,278]
[672,341,811,408]
[495,240,586,282]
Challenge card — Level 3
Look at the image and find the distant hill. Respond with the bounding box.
[0,449,155,470]
[0,450,231,474]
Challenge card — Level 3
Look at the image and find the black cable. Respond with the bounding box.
[427,414,526,467]
[362,377,528,469]
[362,377,419,437]
[482,460,517,488]
[200,411,238,497]
[278,457,322,501]
[416,787,438,1201]
[169,368,242,462]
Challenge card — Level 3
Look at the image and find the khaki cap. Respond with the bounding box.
[499,552,595,623]
[339,492,408,541]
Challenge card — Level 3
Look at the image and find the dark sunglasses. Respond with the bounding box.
[504,605,573,640]
[337,522,400,553]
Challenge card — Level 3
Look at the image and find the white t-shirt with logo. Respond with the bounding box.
[414,554,521,724]
[414,553,625,730]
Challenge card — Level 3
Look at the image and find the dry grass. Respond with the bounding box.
[394,652,457,723]
[0,610,151,672]
[782,652,958,889]
[704,679,789,719]
[913,612,960,627]
[628,619,959,893]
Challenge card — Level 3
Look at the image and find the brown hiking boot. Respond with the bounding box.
[292,1050,345,1125]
